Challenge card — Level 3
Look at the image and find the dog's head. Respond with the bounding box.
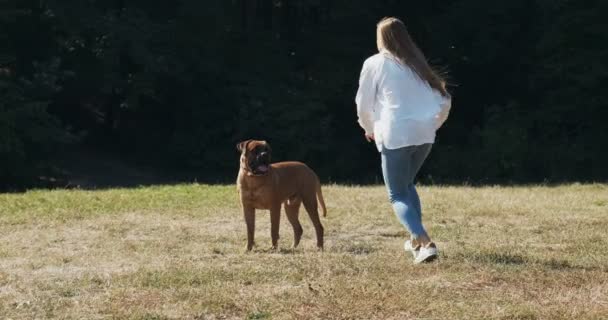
[237,139,272,175]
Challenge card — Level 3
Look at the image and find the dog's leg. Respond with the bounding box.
[270,204,281,250]
[284,198,303,248]
[243,206,256,251]
[303,194,324,250]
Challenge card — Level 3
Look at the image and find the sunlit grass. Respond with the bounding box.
[0,183,606,319]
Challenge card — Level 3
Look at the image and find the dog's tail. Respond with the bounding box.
[316,182,327,217]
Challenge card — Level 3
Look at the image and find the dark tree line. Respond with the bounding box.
[1,0,607,188]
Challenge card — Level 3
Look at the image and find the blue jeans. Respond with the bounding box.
[381,143,432,240]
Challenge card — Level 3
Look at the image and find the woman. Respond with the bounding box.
[355,17,451,264]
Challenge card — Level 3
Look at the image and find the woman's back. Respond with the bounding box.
[358,51,450,150]
[372,51,444,121]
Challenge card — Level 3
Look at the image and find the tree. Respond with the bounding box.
[0,0,72,188]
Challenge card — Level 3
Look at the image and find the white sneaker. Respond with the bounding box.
[414,243,438,264]
[404,240,420,259]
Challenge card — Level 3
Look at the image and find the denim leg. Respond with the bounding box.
[408,184,422,223]
[410,144,432,178]
[407,144,432,229]
[381,144,432,239]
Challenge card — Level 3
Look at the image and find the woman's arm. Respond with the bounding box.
[435,94,452,129]
[355,59,376,136]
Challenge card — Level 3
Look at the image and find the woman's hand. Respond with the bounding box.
[365,133,375,142]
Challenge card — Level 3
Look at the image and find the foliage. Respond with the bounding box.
[1,0,607,188]
[0,1,73,187]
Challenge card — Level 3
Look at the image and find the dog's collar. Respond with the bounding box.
[241,166,270,177]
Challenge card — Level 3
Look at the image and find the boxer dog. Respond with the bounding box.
[236,140,326,251]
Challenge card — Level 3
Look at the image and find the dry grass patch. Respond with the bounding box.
[0,183,607,319]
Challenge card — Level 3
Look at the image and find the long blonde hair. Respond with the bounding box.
[376,17,448,97]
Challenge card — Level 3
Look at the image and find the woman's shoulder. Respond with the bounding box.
[364,52,386,64]
[362,53,389,71]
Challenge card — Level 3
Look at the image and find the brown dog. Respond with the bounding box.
[236,140,326,251]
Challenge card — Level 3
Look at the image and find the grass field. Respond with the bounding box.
[0,184,607,319]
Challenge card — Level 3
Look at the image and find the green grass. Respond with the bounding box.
[0,183,607,319]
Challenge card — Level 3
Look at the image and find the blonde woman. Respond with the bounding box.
[356,17,451,263]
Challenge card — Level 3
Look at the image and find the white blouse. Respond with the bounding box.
[355,50,451,151]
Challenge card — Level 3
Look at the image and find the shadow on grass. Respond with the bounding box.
[4,146,608,193]
[470,252,527,265]
[541,258,605,272]
[378,231,408,238]
[331,242,376,255]
[1,147,235,193]
[247,247,304,255]
[457,251,605,272]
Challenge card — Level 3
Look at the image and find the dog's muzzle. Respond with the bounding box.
[249,152,270,175]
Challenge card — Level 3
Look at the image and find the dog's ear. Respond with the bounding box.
[236,140,252,153]
[262,140,271,153]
